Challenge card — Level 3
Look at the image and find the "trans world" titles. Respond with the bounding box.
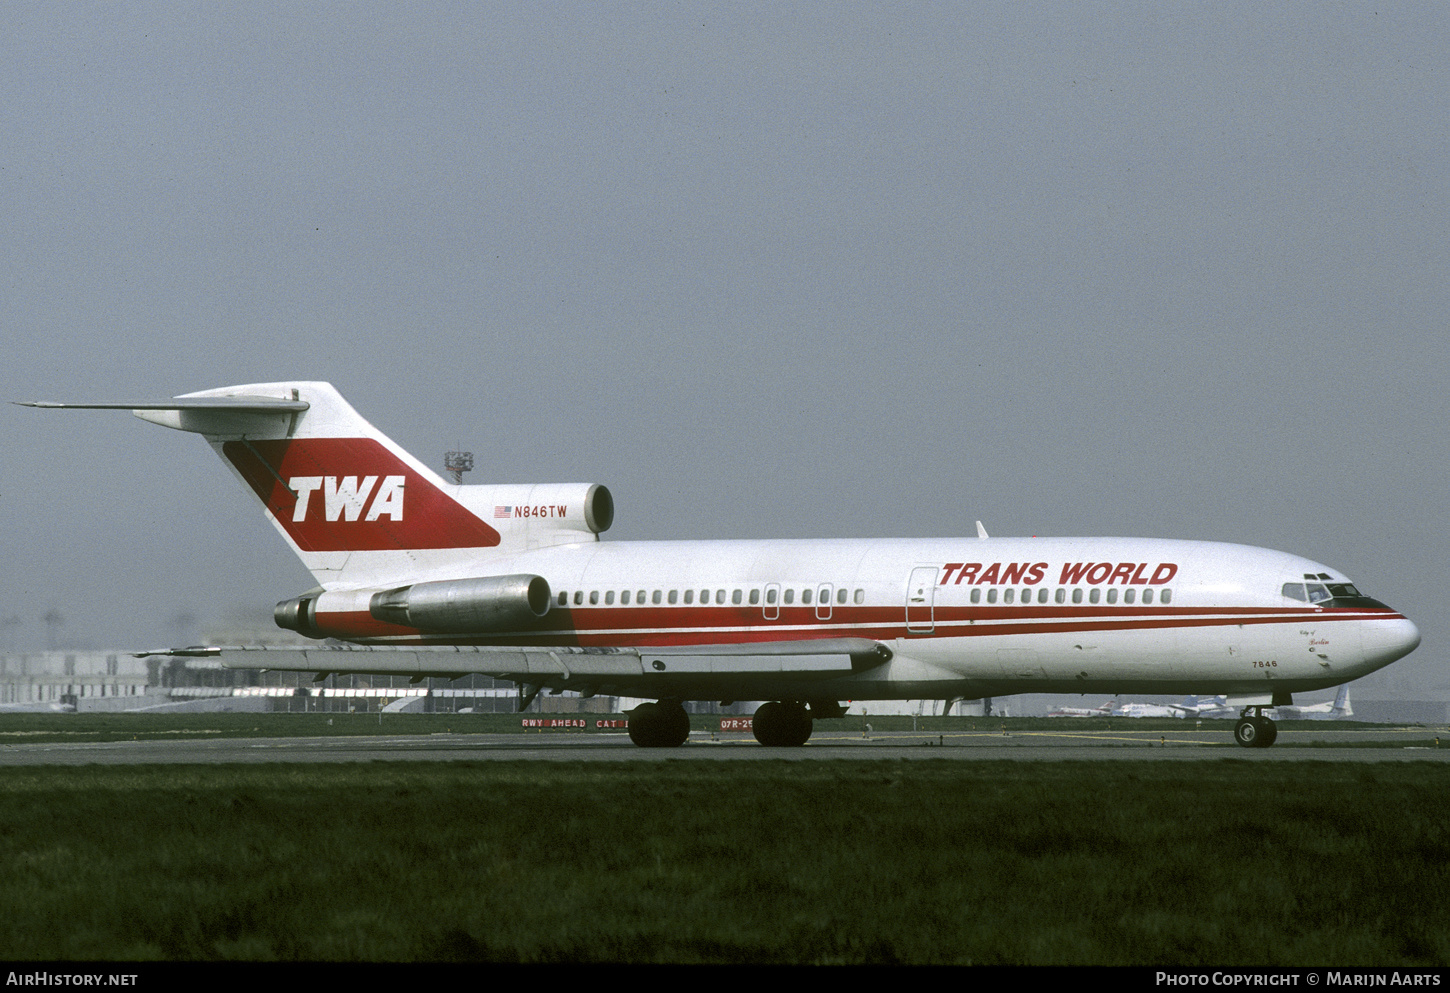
[940,562,1179,586]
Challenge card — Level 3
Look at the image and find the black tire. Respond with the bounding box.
[628,702,662,747]
[752,701,813,747]
[661,701,691,747]
[628,701,690,748]
[1260,720,1278,748]
[1234,717,1259,748]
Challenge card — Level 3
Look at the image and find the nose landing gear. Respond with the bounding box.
[1233,710,1279,748]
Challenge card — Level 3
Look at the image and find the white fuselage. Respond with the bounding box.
[305,534,1419,703]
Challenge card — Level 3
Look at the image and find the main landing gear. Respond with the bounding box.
[1233,710,1279,749]
[750,700,844,746]
[625,699,835,748]
[627,700,691,747]
[751,701,813,747]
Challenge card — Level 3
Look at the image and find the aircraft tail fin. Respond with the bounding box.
[1331,685,1353,718]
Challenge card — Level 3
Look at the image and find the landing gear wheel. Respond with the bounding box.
[752,701,813,747]
[1234,717,1260,748]
[627,701,691,747]
[1234,716,1278,749]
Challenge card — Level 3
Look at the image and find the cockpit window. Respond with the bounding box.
[1285,580,1367,603]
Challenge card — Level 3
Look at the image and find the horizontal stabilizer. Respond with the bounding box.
[17,392,310,439]
[15,397,309,411]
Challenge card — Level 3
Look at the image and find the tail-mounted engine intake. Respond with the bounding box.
[368,574,551,633]
[470,483,614,546]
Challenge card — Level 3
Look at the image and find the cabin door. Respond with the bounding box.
[906,567,938,634]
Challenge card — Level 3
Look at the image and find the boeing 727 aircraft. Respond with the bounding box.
[21,382,1421,748]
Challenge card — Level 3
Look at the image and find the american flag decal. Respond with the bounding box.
[494,506,513,519]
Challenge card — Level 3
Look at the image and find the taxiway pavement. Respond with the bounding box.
[2,726,1446,765]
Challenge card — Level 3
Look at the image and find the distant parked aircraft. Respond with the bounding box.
[1047,700,1116,718]
[1271,685,1353,720]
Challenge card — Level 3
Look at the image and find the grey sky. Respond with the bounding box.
[3,3,1445,700]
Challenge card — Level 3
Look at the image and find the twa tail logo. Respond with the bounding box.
[223,439,500,552]
[289,475,405,522]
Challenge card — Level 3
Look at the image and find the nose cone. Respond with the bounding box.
[1361,614,1421,669]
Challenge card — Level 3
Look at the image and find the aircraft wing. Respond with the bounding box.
[136,639,892,700]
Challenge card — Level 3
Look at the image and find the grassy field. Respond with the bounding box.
[0,760,1446,963]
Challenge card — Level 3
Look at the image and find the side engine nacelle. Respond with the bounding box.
[275,574,551,639]
[369,574,551,632]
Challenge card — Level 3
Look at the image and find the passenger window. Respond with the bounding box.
[854,589,864,604]
[653,590,663,605]
[700,589,709,603]
[970,588,981,604]
[1071,588,1082,604]
[732,589,743,605]
[1161,589,1172,604]
[803,589,812,605]
[607,591,617,605]
[986,588,998,604]
[669,590,678,605]
[684,589,694,605]
[837,588,847,604]
[766,588,776,604]
[1055,588,1066,604]
[574,591,584,606]
[1004,589,1015,604]
[637,590,646,604]
[1124,589,1136,604]
[1143,588,1154,605]
[784,589,794,605]
[557,592,568,606]
[1106,589,1118,604]
[1089,589,1100,604]
[749,589,760,605]
[715,590,726,605]
[590,591,600,605]
[1037,588,1048,604]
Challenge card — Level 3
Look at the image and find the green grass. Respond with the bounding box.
[0,761,1447,963]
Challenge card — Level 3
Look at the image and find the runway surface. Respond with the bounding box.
[2,725,1447,765]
